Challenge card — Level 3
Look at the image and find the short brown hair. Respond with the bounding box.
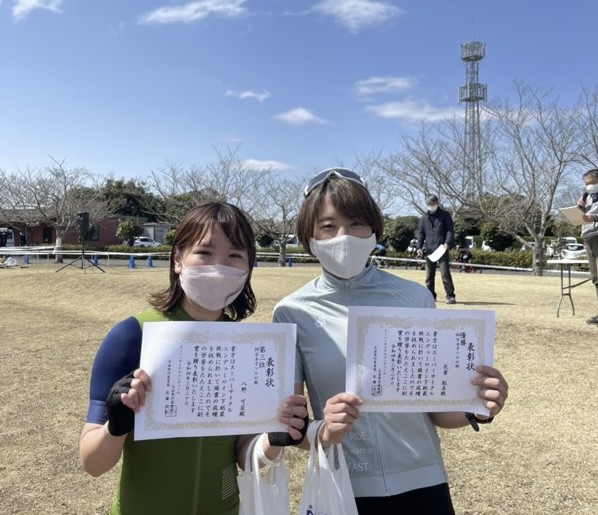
[149,202,256,321]
[296,175,384,255]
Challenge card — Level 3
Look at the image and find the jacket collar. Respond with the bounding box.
[318,263,377,290]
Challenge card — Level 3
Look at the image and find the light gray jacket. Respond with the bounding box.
[273,265,448,497]
[581,194,598,240]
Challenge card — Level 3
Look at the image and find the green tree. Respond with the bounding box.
[479,221,514,251]
[100,178,161,221]
[385,216,419,251]
[116,220,144,246]
[163,228,177,246]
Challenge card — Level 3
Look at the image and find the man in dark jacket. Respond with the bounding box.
[416,194,456,304]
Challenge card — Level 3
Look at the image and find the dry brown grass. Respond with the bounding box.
[0,263,597,514]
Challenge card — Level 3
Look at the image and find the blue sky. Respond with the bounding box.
[1,0,598,181]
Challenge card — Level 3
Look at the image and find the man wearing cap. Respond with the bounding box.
[416,194,456,304]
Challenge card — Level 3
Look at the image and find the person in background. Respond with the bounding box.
[577,168,598,325]
[371,241,388,268]
[273,168,508,514]
[416,194,457,304]
[79,202,307,515]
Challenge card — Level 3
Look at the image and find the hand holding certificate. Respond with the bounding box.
[346,306,495,416]
[135,321,296,441]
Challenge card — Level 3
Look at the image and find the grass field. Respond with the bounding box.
[0,262,597,514]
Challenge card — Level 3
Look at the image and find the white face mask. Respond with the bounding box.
[179,264,248,311]
[428,205,439,213]
[586,184,598,194]
[310,234,377,279]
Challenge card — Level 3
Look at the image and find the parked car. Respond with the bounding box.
[560,243,587,260]
[546,236,578,257]
[0,227,15,247]
[464,236,476,249]
[133,236,161,247]
[272,234,299,248]
[481,240,494,252]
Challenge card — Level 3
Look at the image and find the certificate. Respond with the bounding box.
[135,321,296,441]
[346,306,495,415]
[559,206,585,226]
[427,245,446,262]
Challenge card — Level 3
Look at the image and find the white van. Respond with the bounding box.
[464,236,476,249]
[0,228,15,247]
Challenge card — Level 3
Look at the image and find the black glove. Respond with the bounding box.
[105,372,135,436]
[267,414,310,447]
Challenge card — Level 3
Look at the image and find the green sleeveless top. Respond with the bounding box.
[109,308,240,515]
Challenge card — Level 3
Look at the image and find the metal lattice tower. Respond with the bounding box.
[459,41,486,191]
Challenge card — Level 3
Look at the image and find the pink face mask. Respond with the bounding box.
[179,264,248,311]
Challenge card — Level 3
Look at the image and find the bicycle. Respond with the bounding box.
[370,255,389,269]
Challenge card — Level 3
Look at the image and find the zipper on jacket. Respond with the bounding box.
[369,415,390,496]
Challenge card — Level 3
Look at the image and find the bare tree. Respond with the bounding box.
[0,158,108,262]
[250,173,304,266]
[353,151,406,216]
[575,86,598,169]
[382,82,582,275]
[382,122,469,218]
[146,147,267,224]
[479,82,581,273]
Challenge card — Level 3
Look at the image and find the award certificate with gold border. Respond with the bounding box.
[346,307,494,415]
[135,321,296,441]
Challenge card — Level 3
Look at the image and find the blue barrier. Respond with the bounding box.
[128,255,136,269]
[146,255,154,267]
[93,255,99,266]
[287,257,293,267]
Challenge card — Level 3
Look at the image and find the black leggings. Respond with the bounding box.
[355,483,455,515]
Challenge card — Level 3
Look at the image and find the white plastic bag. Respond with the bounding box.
[297,420,359,515]
[238,433,290,515]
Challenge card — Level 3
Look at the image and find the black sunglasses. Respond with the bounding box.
[303,168,367,197]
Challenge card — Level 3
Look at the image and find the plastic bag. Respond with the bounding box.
[238,434,290,515]
[297,420,359,515]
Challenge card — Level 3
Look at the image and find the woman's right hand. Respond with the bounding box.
[105,368,151,436]
[319,392,362,446]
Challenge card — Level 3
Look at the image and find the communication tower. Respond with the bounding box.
[459,41,486,187]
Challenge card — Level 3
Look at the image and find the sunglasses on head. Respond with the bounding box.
[303,168,367,197]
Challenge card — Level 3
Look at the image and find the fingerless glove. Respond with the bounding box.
[267,414,310,446]
[105,372,135,436]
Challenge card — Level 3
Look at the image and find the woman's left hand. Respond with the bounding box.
[277,394,308,441]
[471,364,509,417]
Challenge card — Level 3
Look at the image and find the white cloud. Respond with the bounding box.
[138,0,246,25]
[274,107,329,126]
[355,75,416,96]
[238,159,294,172]
[366,99,461,123]
[13,0,63,21]
[313,0,402,33]
[225,89,271,103]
